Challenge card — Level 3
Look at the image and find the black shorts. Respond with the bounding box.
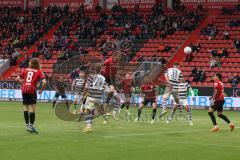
[22,93,37,105]
[211,100,225,112]
[55,92,67,99]
[141,98,156,106]
[105,76,116,86]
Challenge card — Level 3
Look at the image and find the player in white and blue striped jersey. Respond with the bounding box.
[72,68,87,114]
[160,62,183,117]
[167,79,195,125]
[82,67,107,132]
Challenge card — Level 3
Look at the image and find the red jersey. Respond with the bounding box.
[102,57,117,78]
[213,80,224,101]
[20,68,45,94]
[141,85,156,99]
[122,79,132,94]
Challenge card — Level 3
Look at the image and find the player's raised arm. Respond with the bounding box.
[164,70,169,83]
[16,69,24,85]
[104,57,112,65]
[16,75,23,85]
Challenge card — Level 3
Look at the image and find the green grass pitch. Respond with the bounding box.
[0,101,240,160]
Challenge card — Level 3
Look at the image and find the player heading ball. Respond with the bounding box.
[160,62,183,117]
[16,58,47,133]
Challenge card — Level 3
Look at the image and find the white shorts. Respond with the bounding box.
[84,100,97,110]
[85,97,101,110]
[164,86,180,104]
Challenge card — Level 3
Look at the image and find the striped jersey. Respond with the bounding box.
[20,68,45,94]
[165,68,183,89]
[178,82,194,99]
[87,74,106,102]
[122,78,132,94]
[73,76,85,92]
[141,84,156,99]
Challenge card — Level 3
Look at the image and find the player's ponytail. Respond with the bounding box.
[29,58,40,69]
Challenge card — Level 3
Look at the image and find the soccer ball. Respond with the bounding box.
[184,46,192,54]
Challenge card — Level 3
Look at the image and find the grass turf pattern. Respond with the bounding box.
[0,102,239,160]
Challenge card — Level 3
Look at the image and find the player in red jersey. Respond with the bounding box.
[120,72,133,115]
[101,55,119,105]
[135,83,158,124]
[208,73,235,132]
[16,58,47,133]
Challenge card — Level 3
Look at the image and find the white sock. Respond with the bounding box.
[113,110,117,117]
[162,101,167,111]
[87,124,92,128]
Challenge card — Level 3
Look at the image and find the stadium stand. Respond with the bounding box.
[1,6,65,80]
[42,6,204,82]
[1,3,239,88]
[180,7,240,87]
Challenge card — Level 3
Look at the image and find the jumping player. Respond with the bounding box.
[135,83,158,124]
[167,79,194,125]
[208,73,235,132]
[16,58,46,133]
[101,55,119,107]
[160,62,183,117]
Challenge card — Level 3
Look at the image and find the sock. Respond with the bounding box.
[53,101,56,109]
[137,108,142,119]
[65,100,70,110]
[162,100,167,111]
[74,104,77,111]
[187,107,192,121]
[208,112,217,126]
[179,104,183,112]
[218,114,230,124]
[24,111,29,125]
[152,109,157,120]
[126,103,130,110]
[126,104,130,114]
[121,103,126,109]
[85,113,93,128]
[169,109,176,121]
[80,104,85,115]
[118,107,121,114]
[29,112,35,126]
[113,108,118,118]
[105,92,114,104]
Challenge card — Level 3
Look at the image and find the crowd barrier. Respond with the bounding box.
[0,89,239,108]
